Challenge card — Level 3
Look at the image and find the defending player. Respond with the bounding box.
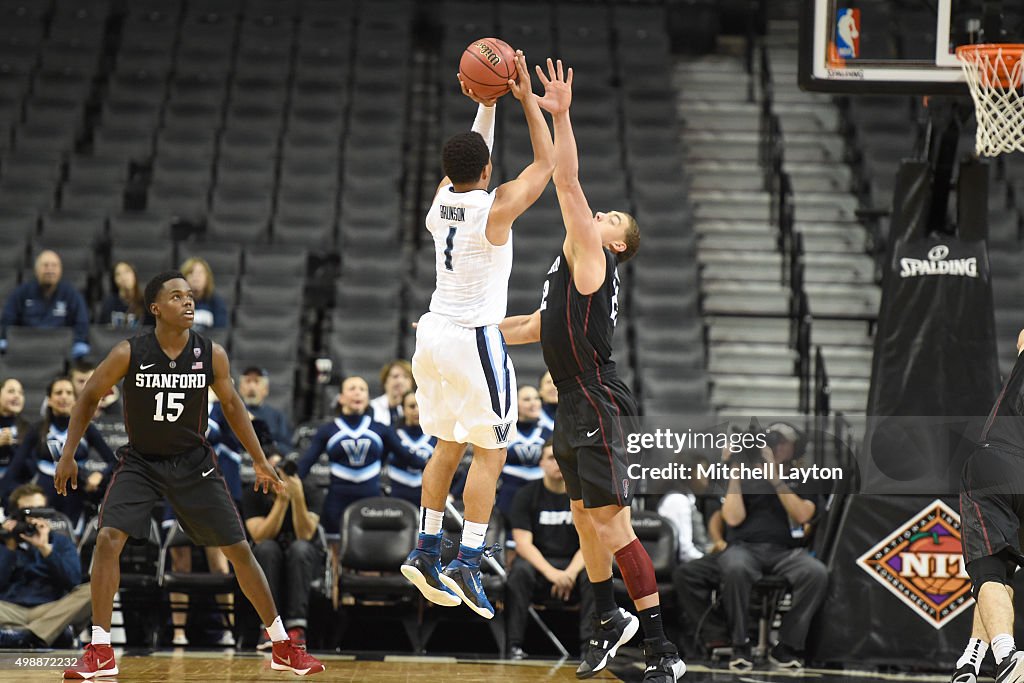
[952,329,1024,683]
[499,60,684,682]
[401,51,555,620]
[56,272,324,678]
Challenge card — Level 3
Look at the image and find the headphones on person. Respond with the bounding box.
[764,421,807,459]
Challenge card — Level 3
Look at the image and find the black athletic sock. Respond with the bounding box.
[592,578,617,619]
[639,605,666,643]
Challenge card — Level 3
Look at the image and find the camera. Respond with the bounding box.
[278,459,298,477]
[0,508,58,540]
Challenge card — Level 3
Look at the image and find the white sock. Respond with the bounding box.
[957,638,988,673]
[267,615,288,642]
[91,626,111,646]
[419,507,443,535]
[992,633,1015,664]
[462,520,488,549]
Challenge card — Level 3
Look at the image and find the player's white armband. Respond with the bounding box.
[472,103,495,153]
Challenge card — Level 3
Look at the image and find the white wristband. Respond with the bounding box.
[471,103,495,152]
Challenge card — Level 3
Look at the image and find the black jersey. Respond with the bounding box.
[122,330,214,457]
[981,349,1024,451]
[539,248,620,384]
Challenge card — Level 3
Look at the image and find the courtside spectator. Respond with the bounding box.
[0,379,27,492]
[298,376,398,538]
[0,483,91,648]
[1,378,114,530]
[180,257,228,332]
[538,371,557,431]
[238,366,293,455]
[657,453,711,563]
[244,460,324,650]
[386,391,435,505]
[370,360,414,426]
[1,250,90,358]
[506,441,593,660]
[98,261,146,329]
[496,386,552,519]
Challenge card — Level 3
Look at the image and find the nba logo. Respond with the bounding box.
[835,8,860,59]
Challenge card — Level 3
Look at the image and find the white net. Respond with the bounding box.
[957,44,1024,157]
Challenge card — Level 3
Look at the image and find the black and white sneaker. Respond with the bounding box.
[997,650,1024,683]
[729,643,754,671]
[950,663,978,683]
[575,608,640,679]
[769,642,804,669]
[642,638,686,682]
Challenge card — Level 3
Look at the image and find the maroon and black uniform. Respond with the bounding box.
[99,330,246,546]
[960,348,1024,570]
[539,248,638,508]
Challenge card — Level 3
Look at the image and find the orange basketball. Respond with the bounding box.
[459,37,517,100]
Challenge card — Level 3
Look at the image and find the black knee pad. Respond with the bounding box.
[967,554,1017,598]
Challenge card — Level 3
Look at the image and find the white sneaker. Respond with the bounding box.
[216,630,236,647]
[172,634,189,646]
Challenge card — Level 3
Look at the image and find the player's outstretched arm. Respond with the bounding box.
[488,51,555,246]
[55,341,131,495]
[435,76,499,197]
[536,59,605,296]
[499,308,541,345]
[210,343,284,495]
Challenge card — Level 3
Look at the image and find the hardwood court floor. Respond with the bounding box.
[0,649,963,682]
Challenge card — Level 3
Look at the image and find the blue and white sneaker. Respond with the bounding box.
[439,545,495,619]
[401,533,461,607]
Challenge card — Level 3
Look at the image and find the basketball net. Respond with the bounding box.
[956,44,1024,157]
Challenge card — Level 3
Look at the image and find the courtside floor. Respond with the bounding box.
[0,648,964,682]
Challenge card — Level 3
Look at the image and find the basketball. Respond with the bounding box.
[459,37,517,100]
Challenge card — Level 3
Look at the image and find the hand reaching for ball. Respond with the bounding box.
[506,51,534,102]
[535,58,573,115]
[457,72,498,107]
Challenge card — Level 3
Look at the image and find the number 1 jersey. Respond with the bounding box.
[122,330,213,456]
[425,183,512,328]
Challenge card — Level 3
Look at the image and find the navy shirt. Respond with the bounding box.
[387,424,436,488]
[1,279,90,344]
[193,293,229,331]
[298,413,399,487]
[0,533,83,606]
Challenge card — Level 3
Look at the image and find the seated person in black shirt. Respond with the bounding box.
[715,424,828,671]
[506,439,594,660]
[242,459,325,651]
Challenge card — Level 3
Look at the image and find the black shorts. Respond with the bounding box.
[960,445,1024,566]
[99,444,246,547]
[552,368,638,509]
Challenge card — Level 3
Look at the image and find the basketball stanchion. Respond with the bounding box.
[443,497,570,659]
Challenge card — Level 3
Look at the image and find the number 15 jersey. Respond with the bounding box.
[122,330,213,457]
[426,184,512,328]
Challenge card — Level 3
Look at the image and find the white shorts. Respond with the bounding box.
[412,311,518,450]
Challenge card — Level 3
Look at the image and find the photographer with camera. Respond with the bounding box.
[673,424,828,671]
[242,457,324,651]
[0,483,91,648]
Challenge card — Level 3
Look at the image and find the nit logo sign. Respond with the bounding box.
[835,8,861,59]
[857,499,973,629]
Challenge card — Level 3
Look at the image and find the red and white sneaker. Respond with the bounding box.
[271,639,325,676]
[63,643,118,679]
[287,626,306,649]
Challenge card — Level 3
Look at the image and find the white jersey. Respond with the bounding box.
[426,184,512,328]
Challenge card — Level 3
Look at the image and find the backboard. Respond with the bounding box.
[799,0,1023,95]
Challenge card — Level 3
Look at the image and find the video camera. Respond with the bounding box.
[0,507,61,540]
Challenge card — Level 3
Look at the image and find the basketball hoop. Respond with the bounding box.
[955,44,1024,156]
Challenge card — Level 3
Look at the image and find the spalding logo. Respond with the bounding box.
[474,42,501,67]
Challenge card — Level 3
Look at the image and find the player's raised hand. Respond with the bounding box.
[457,73,498,107]
[535,58,573,114]
[507,50,534,101]
[254,460,286,495]
[54,455,78,496]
